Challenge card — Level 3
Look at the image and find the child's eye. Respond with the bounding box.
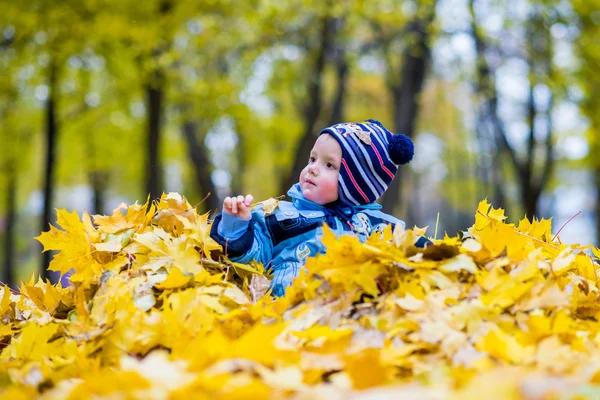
[327,163,336,169]
[308,157,316,164]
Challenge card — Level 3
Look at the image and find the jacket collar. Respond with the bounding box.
[287,184,382,213]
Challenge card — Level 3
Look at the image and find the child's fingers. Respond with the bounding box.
[232,196,240,214]
[225,195,254,216]
[223,197,232,211]
[236,195,245,212]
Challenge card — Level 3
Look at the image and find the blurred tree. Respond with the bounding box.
[58,57,146,212]
[2,0,599,270]
[328,17,350,126]
[0,77,18,288]
[1,0,88,281]
[0,27,41,286]
[468,0,507,209]
[572,0,600,243]
[520,5,554,219]
[277,0,437,200]
[143,0,173,202]
[77,0,205,204]
[468,0,556,220]
[170,2,261,211]
[279,13,336,194]
[42,62,59,279]
[372,0,438,216]
[419,80,478,235]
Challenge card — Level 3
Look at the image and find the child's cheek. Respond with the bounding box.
[299,166,308,182]
[323,174,339,200]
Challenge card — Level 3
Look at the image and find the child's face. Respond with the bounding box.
[299,134,342,205]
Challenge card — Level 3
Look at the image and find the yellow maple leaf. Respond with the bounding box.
[440,254,477,274]
[92,236,123,253]
[518,216,553,240]
[258,197,280,215]
[82,211,101,243]
[292,325,353,343]
[473,199,491,231]
[0,323,60,362]
[35,209,102,279]
[20,278,64,314]
[134,229,203,274]
[155,267,193,290]
[575,254,598,282]
[344,349,389,389]
[224,324,296,366]
[0,285,11,312]
[488,206,507,222]
[475,325,533,364]
[188,212,222,259]
[0,322,12,337]
[93,199,151,234]
[552,249,576,275]
[120,350,196,395]
[154,192,196,234]
[10,194,600,397]
[222,286,250,305]
[67,370,151,398]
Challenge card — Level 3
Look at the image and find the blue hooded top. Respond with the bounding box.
[209,184,410,296]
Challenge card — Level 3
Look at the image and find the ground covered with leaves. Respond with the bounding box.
[2,194,600,399]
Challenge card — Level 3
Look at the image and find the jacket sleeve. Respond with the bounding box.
[363,209,405,230]
[210,207,273,265]
[270,261,301,297]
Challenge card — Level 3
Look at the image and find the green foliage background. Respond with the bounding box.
[0,0,599,283]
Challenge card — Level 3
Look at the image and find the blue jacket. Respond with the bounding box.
[210,184,407,297]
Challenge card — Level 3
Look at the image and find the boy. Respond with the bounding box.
[210,119,426,297]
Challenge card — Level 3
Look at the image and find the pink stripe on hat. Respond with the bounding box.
[341,158,370,203]
[370,142,395,179]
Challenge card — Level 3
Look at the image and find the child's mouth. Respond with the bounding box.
[305,179,317,187]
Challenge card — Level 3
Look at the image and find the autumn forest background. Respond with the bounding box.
[0,0,599,286]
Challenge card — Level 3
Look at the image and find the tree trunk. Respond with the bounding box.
[280,16,332,195]
[3,167,16,288]
[143,0,171,202]
[512,11,554,220]
[328,19,348,126]
[521,65,538,219]
[41,63,58,282]
[182,121,220,213]
[380,6,437,215]
[90,171,107,215]
[328,57,348,125]
[145,81,164,202]
[469,0,506,209]
[488,94,510,209]
[80,69,107,216]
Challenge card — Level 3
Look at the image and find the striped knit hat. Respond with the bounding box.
[319,119,414,206]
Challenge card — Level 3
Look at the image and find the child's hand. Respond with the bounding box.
[223,194,254,219]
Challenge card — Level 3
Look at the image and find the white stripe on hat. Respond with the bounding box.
[346,133,387,194]
[338,176,361,205]
[363,124,396,166]
[331,131,380,200]
[367,123,389,144]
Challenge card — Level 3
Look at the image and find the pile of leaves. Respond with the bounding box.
[2,194,600,399]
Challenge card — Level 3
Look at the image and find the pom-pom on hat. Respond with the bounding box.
[319,119,414,206]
